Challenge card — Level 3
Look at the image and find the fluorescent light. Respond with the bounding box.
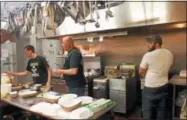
[99,36,103,42]
[174,23,186,28]
[87,37,93,42]
[102,31,128,37]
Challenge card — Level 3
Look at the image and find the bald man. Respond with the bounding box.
[54,36,86,96]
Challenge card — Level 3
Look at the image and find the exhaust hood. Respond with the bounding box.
[54,2,186,36]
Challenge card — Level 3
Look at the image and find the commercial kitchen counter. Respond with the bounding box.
[2,94,116,119]
[169,75,186,120]
[170,75,186,86]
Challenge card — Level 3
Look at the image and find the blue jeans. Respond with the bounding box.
[68,87,85,96]
[142,84,168,120]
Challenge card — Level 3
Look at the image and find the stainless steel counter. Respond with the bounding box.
[2,95,116,119]
[169,75,186,86]
[169,75,186,120]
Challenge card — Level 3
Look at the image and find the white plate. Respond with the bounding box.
[59,99,81,108]
[9,91,17,95]
[61,94,77,99]
[44,94,60,99]
[34,84,42,86]
[58,94,77,105]
[76,96,93,105]
[47,91,60,96]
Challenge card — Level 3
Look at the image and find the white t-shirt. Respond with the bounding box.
[140,48,173,87]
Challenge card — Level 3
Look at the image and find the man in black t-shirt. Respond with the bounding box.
[53,36,86,96]
[6,45,51,86]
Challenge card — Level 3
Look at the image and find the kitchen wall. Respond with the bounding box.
[75,29,186,73]
[13,28,185,84]
[15,33,32,83]
[1,42,16,73]
[35,1,186,74]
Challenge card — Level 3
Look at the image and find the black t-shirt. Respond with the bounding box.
[63,48,86,87]
[26,55,49,85]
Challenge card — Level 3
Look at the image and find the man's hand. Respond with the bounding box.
[139,67,147,78]
[5,71,29,76]
[46,81,51,87]
[53,69,64,75]
[5,72,15,76]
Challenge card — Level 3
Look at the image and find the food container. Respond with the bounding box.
[180,70,186,78]
[44,96,60,103]
[60,94,77,100]
[1,73,13,84]
[59,99,82,112]
[76,96,93,105]
[9,91,18,98]
[1,83,12,94]
[43,92,60,103]
[57,94,79,111]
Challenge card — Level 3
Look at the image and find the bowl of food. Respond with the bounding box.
[43,92,60,103]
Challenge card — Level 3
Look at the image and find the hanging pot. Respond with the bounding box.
[62,1,91,24]
[0,29,15,44]
[42,2,66,30]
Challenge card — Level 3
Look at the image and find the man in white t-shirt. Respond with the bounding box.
[139,35,173,120]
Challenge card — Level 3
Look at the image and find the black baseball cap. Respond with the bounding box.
[146,35,162,44]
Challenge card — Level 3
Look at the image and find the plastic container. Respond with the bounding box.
[1,83,12,93]
[9,91,18,98]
